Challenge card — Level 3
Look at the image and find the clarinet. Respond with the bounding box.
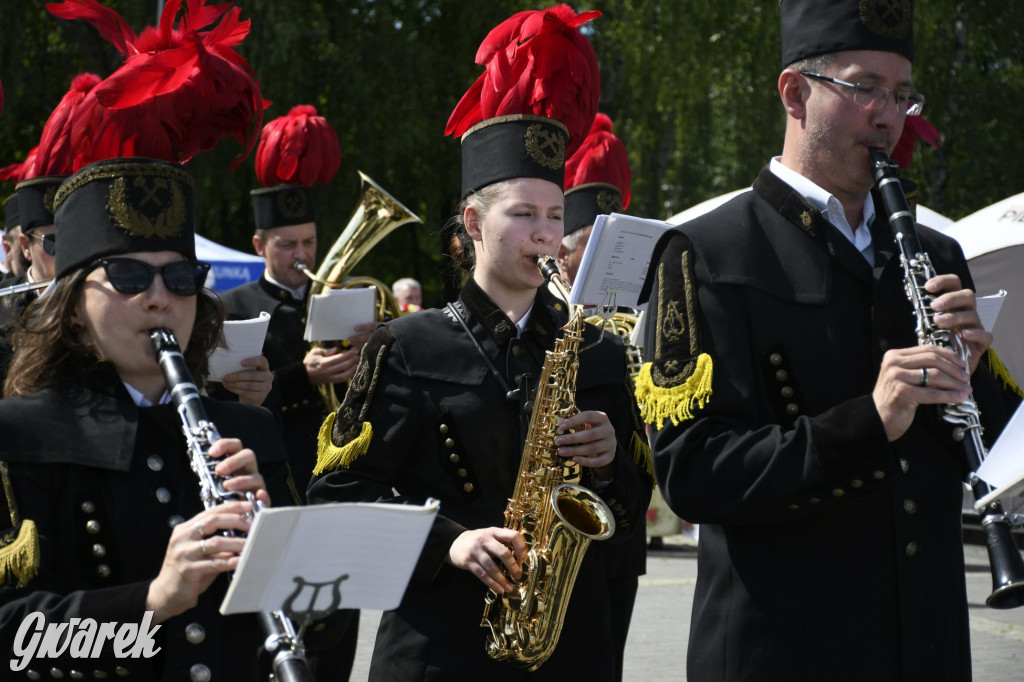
[870,150,1024,609]
[149,329,316,681]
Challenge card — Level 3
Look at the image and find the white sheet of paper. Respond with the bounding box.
[303,287,376,343]
[569,213,672,309]
[221,499,439,615]
[976,290,1007,332]
[976,401,1024,507]
[207,312,271,382]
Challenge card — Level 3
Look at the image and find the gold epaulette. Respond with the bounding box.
[0,462,40,588]
[630,431,654,478]
[312,413,373,475]
[984,349,1024,399]
[635,354,713,430]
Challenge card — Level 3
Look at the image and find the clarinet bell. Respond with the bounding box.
[983,516,1024,609]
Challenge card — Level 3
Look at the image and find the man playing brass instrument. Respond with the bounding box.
[637,1,1023,680]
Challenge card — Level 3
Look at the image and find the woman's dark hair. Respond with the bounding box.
[3,266,224,398]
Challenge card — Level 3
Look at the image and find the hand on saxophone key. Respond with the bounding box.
[447,528,528,593]
[555,410,617,478]
[926,273,993,374]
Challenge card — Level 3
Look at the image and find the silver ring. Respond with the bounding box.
[200,538,208,556]
[195,521,206,539]
[920,368,929,388]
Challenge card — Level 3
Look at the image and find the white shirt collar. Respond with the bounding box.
[122,381,171,407]
[770,157,876,266]
[515,305,534,338]
[263,271,307,301]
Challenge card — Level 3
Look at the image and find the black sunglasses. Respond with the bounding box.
[88,258,210,297]
[30,232,56,256]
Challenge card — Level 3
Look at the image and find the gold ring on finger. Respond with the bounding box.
[200,538,208,557]
[195,521,206,539]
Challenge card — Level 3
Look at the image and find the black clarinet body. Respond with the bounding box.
[149,329,317,680]
[870,150,1024,609]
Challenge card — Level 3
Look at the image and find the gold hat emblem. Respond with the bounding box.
[597,189,622,214]
[277,188,309,222]
[524,124,566,170]
[860,0,911,40]
[106,175,186,239]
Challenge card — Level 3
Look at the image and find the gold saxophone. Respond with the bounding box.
[481,255,617,670]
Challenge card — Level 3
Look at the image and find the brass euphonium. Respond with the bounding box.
[585,310,643,383]
[481,255,616,670]
[296,171,422,412]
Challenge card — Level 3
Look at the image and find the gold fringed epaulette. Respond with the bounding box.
[629,431,654,478]
[312,413,373,475]
[0,519,40,588]
[635,353,713,430]
[984,349,1024,399]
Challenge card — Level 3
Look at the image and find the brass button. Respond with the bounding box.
[832,488,845,497]
[168,515,185,528]
[26,672,40,681]
[787,504,800,511]
[449,453,460,464]
[873,470,886,480]
[463,482,474,493]
[439,424,449,434]
[850,479,863,489]
[86,520,101,534]
[155,487,172,504]
[769,353,783,366]
[809,497,820,504]
[511,343,522,357]
[900,459,910,474]
[93,672,108,680]
[97,564,111,578]
[906,541,918,557]
[70,673,84,681]
[114,667,130,678]
[878,338,889,350]
[780,386,794,398]
[445,438,455,449]
[185,623,206,644]
[903,499,917,514]
[775,369,788,382]
[92,544,106,558]
[785,403,799,416]
[147,455,164,471]
[50,668,65,680]
[189,664,212,682]
[80,501,96,514]
[457,468,468,478]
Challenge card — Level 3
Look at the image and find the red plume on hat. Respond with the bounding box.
[23,73,102,178]
[891,116,941,170]
[46,0,265,171]
[445,4,601,156]
[0,146,40,184]
[255,105,341,188]
[565,113,631,209]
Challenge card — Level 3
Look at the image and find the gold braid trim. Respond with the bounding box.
[630,431,654,478]
[984,349,1024,398]
[0,519,40,588]
[313,413,373,475]
[635,354,713,430]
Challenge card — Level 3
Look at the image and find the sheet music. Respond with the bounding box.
[977,290,1007,333]
[303,286,376,342]
[976,401,1024,494]
[207,312,271,382]
[569,213,672,309]
[221,499,439,615]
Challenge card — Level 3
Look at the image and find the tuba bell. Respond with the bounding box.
[296,171,422,412]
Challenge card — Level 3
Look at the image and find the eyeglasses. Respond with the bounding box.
[88,258,210,297]
[29,232,56,256]
[800,72,925,117]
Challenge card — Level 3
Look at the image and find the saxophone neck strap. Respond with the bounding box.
[445,301,512,396]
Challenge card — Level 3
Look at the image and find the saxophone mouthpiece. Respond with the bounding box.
[535,255,561,283]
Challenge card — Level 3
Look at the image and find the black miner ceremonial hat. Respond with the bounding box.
[460,115,570,200]
[53,158,197,279]
[15,176,66,232]
[3,194,19,233]
[250,184,316,230]
[780,0,914,68]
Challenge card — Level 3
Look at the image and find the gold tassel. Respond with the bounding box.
[312,414,373,475]
[635,353,713,430]
[984,349,1024,399]
[0,519,40,588]
[630,431,654,478]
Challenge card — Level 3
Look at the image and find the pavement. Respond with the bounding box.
[347,536,1024,680]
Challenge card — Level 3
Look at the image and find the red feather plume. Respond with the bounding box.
[445,4,601,157]
[46,0,265,171]
[891,116,941,170]
[565,113,632,210]
[0,146,40,184]
[255,105,341,188]
[23,73,102,178]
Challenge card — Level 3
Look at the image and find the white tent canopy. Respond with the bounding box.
[195,233,264,293]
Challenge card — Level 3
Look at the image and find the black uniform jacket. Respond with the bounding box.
[308,278,653,681]
[0,362,295,681]
[640,167,1021,682]
[218,275,325,496]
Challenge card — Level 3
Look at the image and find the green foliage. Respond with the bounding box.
[1,1,1021,303]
